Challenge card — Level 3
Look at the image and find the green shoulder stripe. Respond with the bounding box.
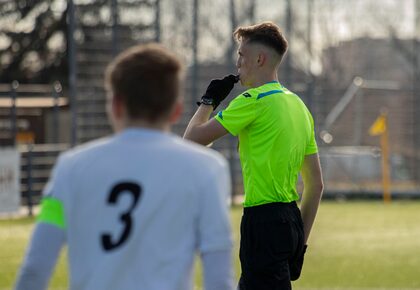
[37,197,66,229]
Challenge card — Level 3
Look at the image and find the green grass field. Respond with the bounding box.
[1,200,420,290]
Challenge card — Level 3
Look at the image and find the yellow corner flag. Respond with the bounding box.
[369,112,391,203]
[369,115,386,136]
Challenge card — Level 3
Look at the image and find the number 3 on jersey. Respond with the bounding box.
[101,182,142,252]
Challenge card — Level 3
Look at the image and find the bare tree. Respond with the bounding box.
[0,0,68,83]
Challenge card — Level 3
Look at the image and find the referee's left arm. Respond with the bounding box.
[300,153,324,244]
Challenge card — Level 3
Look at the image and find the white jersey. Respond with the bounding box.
[43,128,232,290]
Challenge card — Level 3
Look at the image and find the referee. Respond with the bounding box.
[184,21,324,290]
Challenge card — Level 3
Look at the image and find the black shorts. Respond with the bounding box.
[238,201,305,290]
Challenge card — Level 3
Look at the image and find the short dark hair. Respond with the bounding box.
[233,21,288,60]
[105,43,183,121]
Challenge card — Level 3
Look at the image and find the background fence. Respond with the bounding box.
[0,0,419,210]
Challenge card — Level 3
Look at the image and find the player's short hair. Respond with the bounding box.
[105,43,183,121]
[233,21,288,60]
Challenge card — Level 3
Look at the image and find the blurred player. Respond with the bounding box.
[184,21,324,290]
[14,43,233,290]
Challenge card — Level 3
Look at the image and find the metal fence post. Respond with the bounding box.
[155,0,161,42]
[414,0,420,183]
[10,81,19,146]
[68,0,78,146]
[111,0,119,56]
[26,144,34,216]
[306,0,314,111]
[52,82,62,143]
[228,0,238,200]
[284,0,293,86]
[191,0,199,114]
[227,0,236,62]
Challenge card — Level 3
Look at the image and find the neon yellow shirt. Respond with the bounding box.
[215,81,318,207]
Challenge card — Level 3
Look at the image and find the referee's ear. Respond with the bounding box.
[257,52,266,67]
[169,100,183,124]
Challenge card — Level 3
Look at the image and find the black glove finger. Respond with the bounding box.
[220,76,236,93]
[204,81,222,98]
[223,74,239,83]
[206,78,232,97]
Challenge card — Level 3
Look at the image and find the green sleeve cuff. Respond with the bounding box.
[37,197,66,229]
[305,146,318,155]
[215,113,238,136]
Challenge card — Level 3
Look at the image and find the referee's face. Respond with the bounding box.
[236,40,257,88]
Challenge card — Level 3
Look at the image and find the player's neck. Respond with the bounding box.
[115,119,171,133]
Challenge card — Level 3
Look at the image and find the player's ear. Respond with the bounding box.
[112,94,125,119]
[107,93,124,132]
[169,99,183,124]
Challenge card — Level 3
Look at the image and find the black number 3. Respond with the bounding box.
[101,182,142,251]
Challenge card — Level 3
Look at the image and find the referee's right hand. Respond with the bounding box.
[200,74,239,110]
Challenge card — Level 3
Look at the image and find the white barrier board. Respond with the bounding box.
[0,148,20,213]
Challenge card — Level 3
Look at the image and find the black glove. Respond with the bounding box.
[290,244,307,281]
[198,74,239,110]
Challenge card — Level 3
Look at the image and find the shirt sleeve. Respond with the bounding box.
[40,152,73,229]
[14,223,65,290]
[201,249,234,290]
[14,153,70,290]
[197,156,233,254]
[305,112,318,155]
[215,93,256,136]
[42,153,71,201]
